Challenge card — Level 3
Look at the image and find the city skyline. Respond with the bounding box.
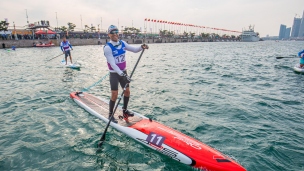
[1,0,304,37]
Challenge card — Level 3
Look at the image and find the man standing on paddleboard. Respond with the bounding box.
[60,36,73,65]
[298,49,304,68]
[104,25,149,123]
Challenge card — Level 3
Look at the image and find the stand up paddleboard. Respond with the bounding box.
[70,92,246,171]
[61,60,81,69]
[293,64,304,73]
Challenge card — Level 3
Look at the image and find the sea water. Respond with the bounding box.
[0,41,303,171]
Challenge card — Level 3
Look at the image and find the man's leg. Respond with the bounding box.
[123,88,130,111]
[118,71,134,118]
[122,88,134,117]
[109,73,119,123]
[69,51,73,63]
[110,90,118,114]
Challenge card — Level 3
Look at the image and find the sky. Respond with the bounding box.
[1,0,304,37]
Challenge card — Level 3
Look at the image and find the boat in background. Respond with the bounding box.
[33,41,55,47]
[34,43,55,47]
[240,25,259,42]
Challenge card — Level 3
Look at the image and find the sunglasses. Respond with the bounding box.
[110,30,119,34]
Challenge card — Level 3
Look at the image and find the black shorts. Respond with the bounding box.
[65,50,71,57]
[109,71,129,90]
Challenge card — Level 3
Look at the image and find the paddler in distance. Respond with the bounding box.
[298,49,304,68]
[60,36,73,65]
[104,25,149,123]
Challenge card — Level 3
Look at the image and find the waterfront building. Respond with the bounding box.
[285,27,291,39]
[298,10,304,37]
[291,17,301,37]
[279,24,286,40]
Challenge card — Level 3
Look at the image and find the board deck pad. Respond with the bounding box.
[77,92,143,126]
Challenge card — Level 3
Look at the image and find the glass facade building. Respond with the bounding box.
[279,24,286,39]
[285,27,291,39]
[298,11,304,37]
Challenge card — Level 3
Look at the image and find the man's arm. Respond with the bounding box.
[68,42,73,50]
[122,40,142,53]
[60,42,64,51]
[298,50,304,57]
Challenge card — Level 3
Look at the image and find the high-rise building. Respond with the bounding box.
[291,17,301,37]
[298,10,304,37]
[279,24,286,39]
[285,27,291,39]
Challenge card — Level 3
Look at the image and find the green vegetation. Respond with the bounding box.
[0,20,9,31]
[123,27,141,36]
[159,30,174,38]
[59,26,67,32]
[67,22,76,31]
[83,25,96,33]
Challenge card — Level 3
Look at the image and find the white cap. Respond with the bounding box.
[108,25,118,33]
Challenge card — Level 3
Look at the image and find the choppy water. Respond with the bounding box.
[0,41,303,171]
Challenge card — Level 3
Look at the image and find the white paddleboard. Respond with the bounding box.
[61,60,81,69]
[293,64,304,73]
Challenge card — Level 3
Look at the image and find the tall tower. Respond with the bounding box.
[291,17,301,37]
[298,10,304,37]
[279,24,286,40]
[285,27,291,39]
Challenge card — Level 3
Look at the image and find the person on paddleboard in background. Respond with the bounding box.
[298,49,304,68]
[104,25,149,123]
[60,36,73,65]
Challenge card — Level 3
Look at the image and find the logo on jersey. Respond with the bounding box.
[113,50,118,55]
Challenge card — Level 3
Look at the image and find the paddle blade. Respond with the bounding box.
[276,56,296,59]
[97,140,104,148]
[98,133,106,147]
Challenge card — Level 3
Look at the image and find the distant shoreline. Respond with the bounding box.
[1,38,245,48]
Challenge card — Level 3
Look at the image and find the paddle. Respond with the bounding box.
[47,53,64,61]
[98,49,145,148]
[276,55,297,59]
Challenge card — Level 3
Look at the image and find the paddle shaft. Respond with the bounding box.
[98,49,145,147]
[47,53,63,61]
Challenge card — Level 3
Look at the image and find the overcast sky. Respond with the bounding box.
[1,0,303,37]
